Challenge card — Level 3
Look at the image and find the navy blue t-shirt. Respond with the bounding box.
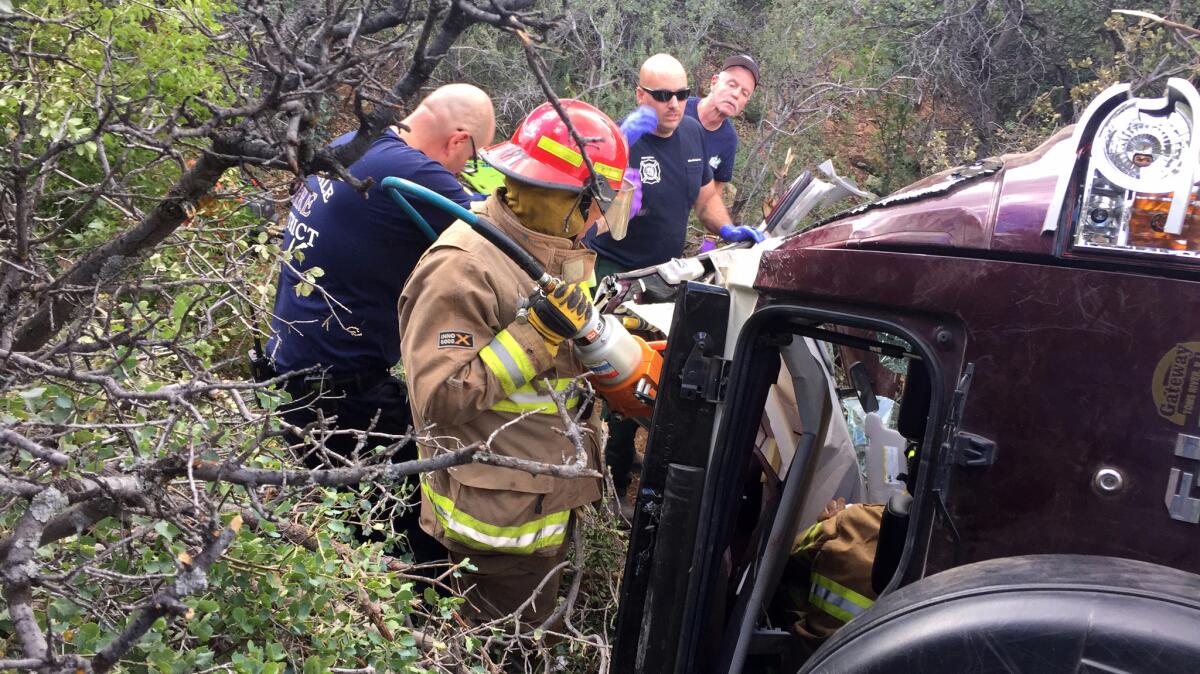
[268,130,469,373]
[685,97,737,184]
[585,116,712,270]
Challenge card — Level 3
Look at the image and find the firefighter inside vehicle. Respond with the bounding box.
[597,77,1200,673]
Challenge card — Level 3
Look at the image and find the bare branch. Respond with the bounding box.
[90,515,243,672]
[1113,9,1200,37]
[1,487,69,660]
[0,427,70,467]
[0,497,123,560]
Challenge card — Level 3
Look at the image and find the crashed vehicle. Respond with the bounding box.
[600,78,1200,673]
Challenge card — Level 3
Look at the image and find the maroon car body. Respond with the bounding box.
[757,121,1199,577]
[614,78,1200,674]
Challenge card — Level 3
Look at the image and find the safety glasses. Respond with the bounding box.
[639,86,690,103]
[461,134,479,175]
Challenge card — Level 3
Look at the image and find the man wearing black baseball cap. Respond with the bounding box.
[686,54,760,201]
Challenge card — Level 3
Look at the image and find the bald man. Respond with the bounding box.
[585,55,756,514]
[266,83,495,563]
[585,54,745,276]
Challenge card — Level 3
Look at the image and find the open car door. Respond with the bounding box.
[609,246,954,673]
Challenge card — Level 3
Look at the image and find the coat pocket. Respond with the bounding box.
[422,473,569,556]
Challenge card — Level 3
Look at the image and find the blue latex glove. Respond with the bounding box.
[620,106,658,147]
[719,224,766,244]
[624,167,643,215]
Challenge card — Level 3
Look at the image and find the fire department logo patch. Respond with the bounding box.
[639,156,662,185]
[438,331,474,349]
[1152,341,1200,427]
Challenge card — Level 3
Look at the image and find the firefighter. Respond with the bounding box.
[398,100,630,626]
[264,84,495,562]
[779,498,883,654]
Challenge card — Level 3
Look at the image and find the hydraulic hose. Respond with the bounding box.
[381,177,440,243]
[384,180,654,419]
[381,177,552,288]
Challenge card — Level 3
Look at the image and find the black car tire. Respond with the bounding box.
[801,554,1200,674]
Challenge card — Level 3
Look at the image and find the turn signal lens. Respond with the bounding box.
[1128,189,1200,252]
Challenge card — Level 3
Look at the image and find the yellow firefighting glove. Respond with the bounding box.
[527,282,591,353]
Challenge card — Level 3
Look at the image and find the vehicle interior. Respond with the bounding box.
[673,308,944,674]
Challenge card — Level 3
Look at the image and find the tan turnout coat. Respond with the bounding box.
[398,194,602,558]
[783,503,884,648]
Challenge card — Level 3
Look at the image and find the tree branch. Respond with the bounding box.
[0,427,70,467]
[0,497,123,561]
[90,515,243,673]
[1113,9,1200,38]
[12,150,236,352]
[1,487,69,660]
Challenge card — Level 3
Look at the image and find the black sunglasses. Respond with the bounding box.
[640,86,690,102]
[461,134,479,175]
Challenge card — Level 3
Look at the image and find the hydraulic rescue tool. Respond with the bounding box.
[383,177,662,418]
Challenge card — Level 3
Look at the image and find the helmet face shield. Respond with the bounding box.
[588,174,636,240]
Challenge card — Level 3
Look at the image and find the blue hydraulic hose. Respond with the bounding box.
[381,176,551,287]
[381,176,478,224]
[382,177,444,242]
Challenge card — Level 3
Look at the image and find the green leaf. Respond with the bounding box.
[77,622,101,650]
[49,597,82,622]
[423,586,440,605]
[190,619,214,642]
[172,292,194,322]
[154,521,177,541]
[193,598,220,613]
[150,649,175,674]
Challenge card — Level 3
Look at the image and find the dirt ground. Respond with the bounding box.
[624,425,648,502]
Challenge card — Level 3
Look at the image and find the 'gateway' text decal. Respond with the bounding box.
[1153,341,1200,427]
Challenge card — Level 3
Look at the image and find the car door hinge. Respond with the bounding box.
[933,363,975,497]
[679,332,730,404]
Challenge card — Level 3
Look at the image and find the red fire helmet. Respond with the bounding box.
[480,99,628,193]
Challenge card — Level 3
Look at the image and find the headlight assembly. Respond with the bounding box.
[1093,100,1192,194]
[1074,78,1200,257]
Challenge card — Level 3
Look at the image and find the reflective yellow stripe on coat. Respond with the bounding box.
[491,378,582,415]
[793,520,824,560]
[479,329,537,395]
[808,571,873,623]
[421,478,569,554]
